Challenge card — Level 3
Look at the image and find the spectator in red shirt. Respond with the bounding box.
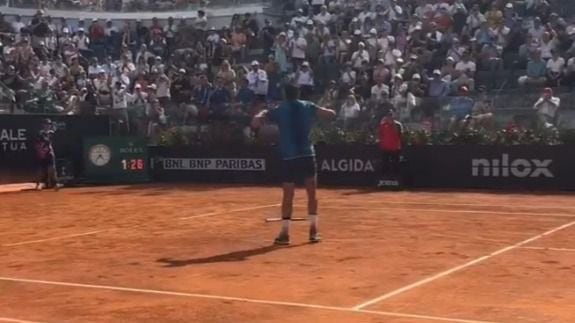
[89,19,105,42]
[378,109,403,186]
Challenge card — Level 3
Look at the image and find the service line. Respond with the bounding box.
[179,204,280,220]
[0,317,49,323]
[2,230,109,247]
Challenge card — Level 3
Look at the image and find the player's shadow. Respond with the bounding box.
[156,243,307,267]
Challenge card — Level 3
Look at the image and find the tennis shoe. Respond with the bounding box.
[274,234,290,246]
[309,227,321,243]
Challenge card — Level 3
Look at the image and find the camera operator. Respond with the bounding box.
[533,87,560,129]
[35,118,60,190]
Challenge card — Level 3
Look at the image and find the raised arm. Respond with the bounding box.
[316,106,337,121]
[251,109,269,129]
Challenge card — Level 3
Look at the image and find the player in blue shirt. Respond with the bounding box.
[252,84,336,245]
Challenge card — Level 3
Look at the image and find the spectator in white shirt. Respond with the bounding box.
[156,73,171,107]
[290,32,307,64]
[291,9,307,28]
[529,17,546,42]
[371,79,390,105]
[87,58,101,78]
[38,60,52,77]
[311,0,325,14]
[295,61,314,100]
[455,51,477,75]
[546,50,565,86]
[358,6,374,25]
[533,87,560,128]
[466,5,486,33]
[340,63,357,88]
[247,60,269,99]
[539,32,557,60]
[112,81,130,133]
[73,28,91,56]
[339,95,361,129]
[351,42,370,69]
[11,15,26,41]
[314,6,331,25]
[136,44,154,66]
[104,19,117,37]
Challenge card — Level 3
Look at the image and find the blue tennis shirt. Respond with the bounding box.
[267,100,318,160]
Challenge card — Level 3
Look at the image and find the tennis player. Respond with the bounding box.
[252,84,336,245]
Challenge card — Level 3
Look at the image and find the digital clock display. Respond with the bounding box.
[122,158,145,171]
[85,137,149,183]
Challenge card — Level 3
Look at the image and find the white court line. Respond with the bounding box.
[0,276,495,323]
[518,246,575,253]
[179,204,280,220]
[352,219,575,310]
[3,204,279,247]
[0,318,48,323]
[360,200,575,211]
[315,205,575,219]
[2,230,109,247]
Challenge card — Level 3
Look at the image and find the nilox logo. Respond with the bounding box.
[472,154,553,178]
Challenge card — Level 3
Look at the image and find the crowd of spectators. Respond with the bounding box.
[1,0,575,142]
[7,0,255,11]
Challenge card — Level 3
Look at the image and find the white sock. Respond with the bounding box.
[281,219,290,235]
[309,214,318,228]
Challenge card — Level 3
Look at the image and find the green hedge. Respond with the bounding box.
[156,125,575,147]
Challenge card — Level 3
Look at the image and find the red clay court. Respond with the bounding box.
[1,184,575,323]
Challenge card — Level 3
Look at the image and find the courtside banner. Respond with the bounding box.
[151,146,279,184]
[150,144,575,190]
[406,145,575,190]
[315,145,381,186]
[162,158,266,171]
[0,115,109,184]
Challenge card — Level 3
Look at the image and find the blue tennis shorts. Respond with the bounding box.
[281,156,317,183]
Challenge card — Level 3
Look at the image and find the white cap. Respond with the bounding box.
[369,28,377,35]
[251,60,259,66]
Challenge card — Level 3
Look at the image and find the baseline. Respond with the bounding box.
[0,276,496,323]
